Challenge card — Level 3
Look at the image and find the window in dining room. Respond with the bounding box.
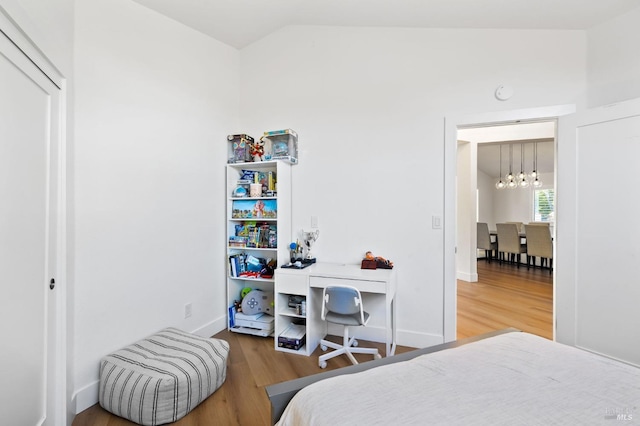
[533,188,555,222]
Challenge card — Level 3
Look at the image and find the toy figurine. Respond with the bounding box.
[250,138,265,161]
[260,136,273,160]
[364,251,394,269]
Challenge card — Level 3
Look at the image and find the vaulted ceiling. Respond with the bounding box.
[132,0,640,48]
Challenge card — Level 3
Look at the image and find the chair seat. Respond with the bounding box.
[325,311,370,326]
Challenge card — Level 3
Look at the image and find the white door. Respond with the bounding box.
[556,98,640,365]
[0,19,65,425]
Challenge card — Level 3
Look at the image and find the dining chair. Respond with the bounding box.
[524,224,553,273]
[477,222,497,263]
[528,222,550,227]
[506,221,524,233]
[496,223,527,267]
[318,285,381,369]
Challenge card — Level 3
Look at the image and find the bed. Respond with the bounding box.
[266,329,640,425]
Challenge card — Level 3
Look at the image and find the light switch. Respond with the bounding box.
[432,216,442,229]
[311,216,318,228]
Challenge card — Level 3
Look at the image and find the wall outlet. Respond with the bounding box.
[184,303,192,319]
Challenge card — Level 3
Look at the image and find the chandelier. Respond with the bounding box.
[495,142,543,190]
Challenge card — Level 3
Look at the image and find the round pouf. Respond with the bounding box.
[99,327,229,425]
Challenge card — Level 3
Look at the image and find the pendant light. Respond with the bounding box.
[506,144,517,189]
[531,142,543,188]
[495,145,506,189]
[518,143,529,188]
[529,142,538,180]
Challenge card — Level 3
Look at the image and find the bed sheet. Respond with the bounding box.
[277,332,640,425]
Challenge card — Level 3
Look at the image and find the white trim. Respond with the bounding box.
[0,7,68,425]
[457,272,478,282]
[444,104,575,343]
[0,5,63,88]
[192,316,227,339]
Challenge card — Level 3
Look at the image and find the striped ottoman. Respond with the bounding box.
[99,328,229,425]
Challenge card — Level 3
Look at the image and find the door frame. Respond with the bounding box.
[443,104,575,342]
[0,8,68,425]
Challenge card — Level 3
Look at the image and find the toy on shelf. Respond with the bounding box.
[249,137,265,162]
[361,251,394,270]
[263,129,298,164]
[227,134,254,163]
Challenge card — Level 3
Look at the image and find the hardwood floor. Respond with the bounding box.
[73,260,552,425]
[457,258,553,340]
[72,332,415,426]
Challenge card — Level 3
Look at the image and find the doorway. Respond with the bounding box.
[456,122,556,339]
[443,104,575,342]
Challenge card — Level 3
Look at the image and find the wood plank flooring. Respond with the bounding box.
[457,259,553,340]
[73,260,552,425]
[72,332,414,426]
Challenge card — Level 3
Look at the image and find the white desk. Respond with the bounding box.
[275,262,397,357]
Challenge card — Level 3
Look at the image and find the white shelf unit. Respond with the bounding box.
[226,160,292,336]
[274,268,325,356]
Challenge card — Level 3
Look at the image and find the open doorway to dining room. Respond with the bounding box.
[455,120,556,340]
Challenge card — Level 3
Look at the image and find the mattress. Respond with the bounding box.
[277,332,640,425]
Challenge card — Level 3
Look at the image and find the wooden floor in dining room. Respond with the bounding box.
[457,258,553,340]
[73,259,552,426]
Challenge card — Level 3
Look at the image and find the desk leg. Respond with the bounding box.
[386,293,397,357]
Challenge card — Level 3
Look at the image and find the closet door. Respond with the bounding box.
[556,97,640,366]
[0,21,64,425]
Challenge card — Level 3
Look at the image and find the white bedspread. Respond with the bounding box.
[277,332,640,425]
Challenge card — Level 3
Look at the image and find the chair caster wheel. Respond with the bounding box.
[319,361,327,369]
[352,340,358,347]
[321,344,327,351]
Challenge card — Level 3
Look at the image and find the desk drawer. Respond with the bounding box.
[276,273,308,295]
[309,276,386,294]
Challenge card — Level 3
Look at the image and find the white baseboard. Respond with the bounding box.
[457,271,478,282]
[327,324,443,350]
[191,315,227,338]
[71,380,100,415]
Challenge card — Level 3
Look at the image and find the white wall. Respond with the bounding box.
[239,25,586,347]
[587,6,640,107]
[72,0,239,413]
[456,141,477,282]
[477,170,494,226]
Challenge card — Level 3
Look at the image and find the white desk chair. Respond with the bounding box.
[319,285,381,369]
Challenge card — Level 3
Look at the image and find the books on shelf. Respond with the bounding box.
[231,223,276,249]
[231,199,277,219]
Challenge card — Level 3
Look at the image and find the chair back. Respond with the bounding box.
[322,286,366,325]
[496,223,523,254]
[477,222,493,250]
[506,221,524,233]
[524,224,553,258]
[528,222,550,227]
